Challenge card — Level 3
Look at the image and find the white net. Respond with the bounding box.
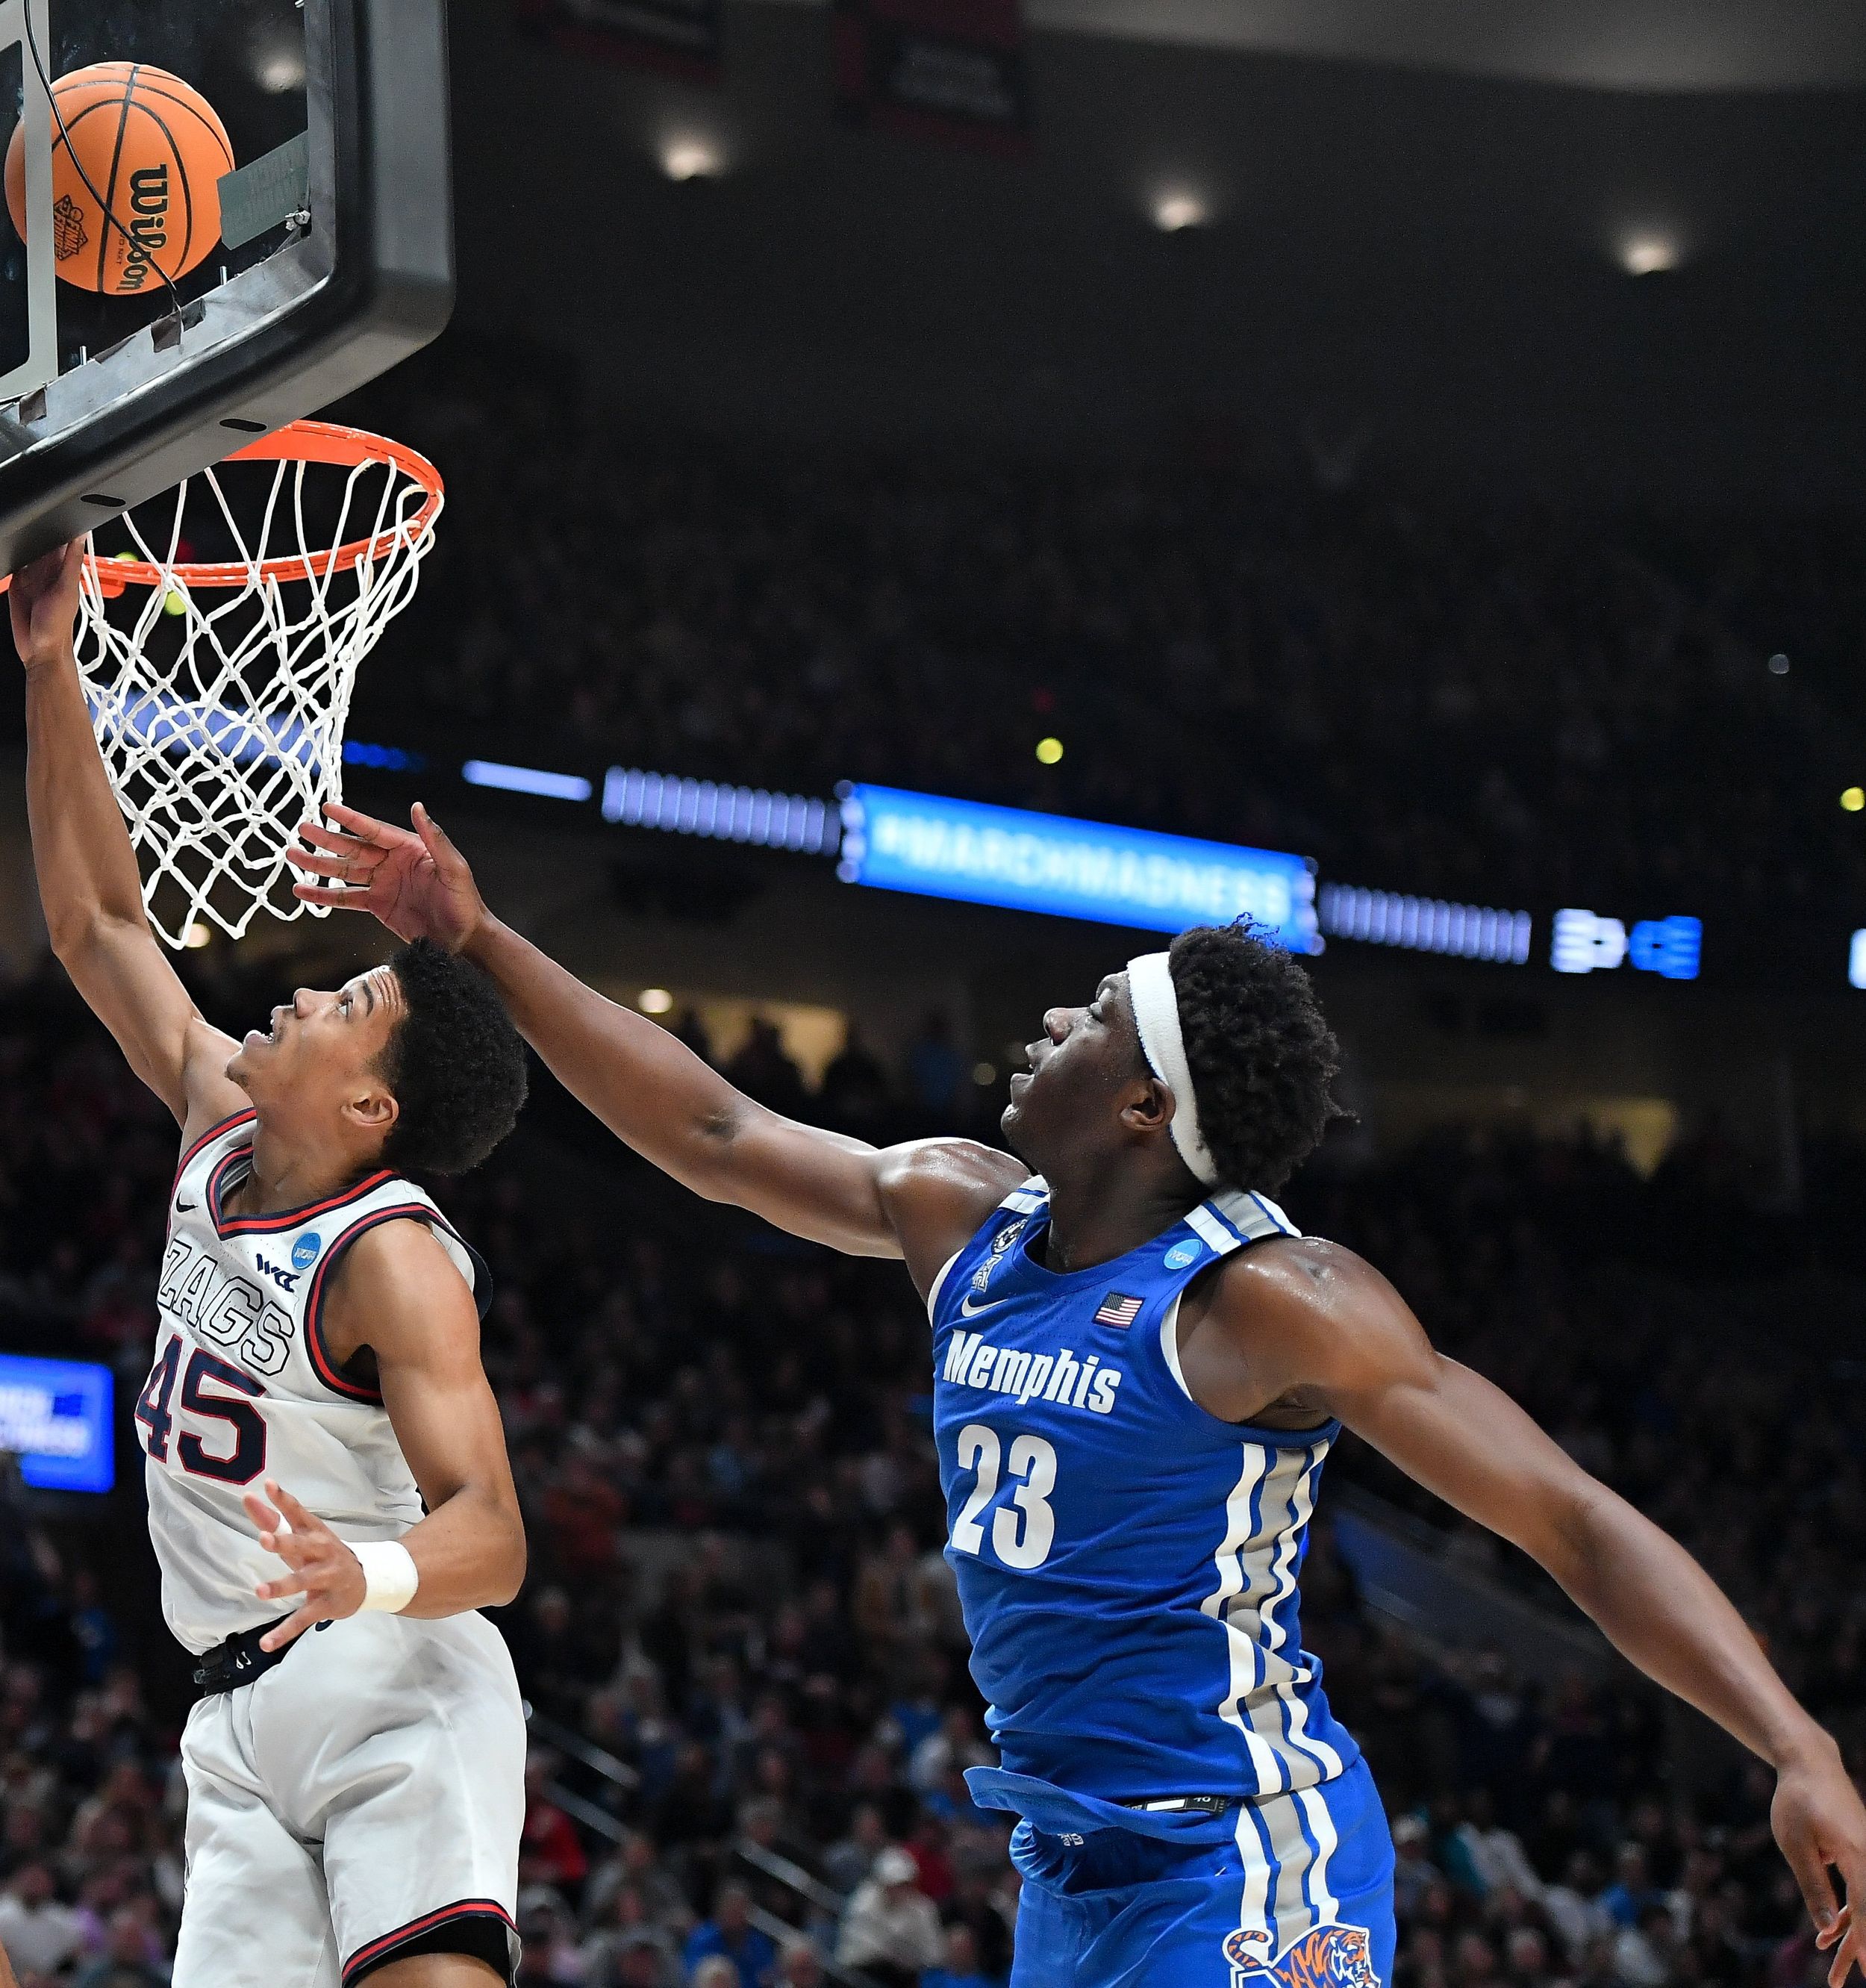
[73,429,442,948]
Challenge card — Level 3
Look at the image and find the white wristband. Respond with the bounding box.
[352,1540,419,1615]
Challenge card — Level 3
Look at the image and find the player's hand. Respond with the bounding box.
[243,1479,367,1651]
[287,800,486,950]
[1773,1735,1866,1985]
[8,539,84,672]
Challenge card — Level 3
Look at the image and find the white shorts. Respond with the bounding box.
[174,1610,526,1988]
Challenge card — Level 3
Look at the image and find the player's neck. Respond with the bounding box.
[1038,1156,1202,1275]
[231,1117,383,1218]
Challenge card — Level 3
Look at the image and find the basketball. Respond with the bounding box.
[3,61,234,296]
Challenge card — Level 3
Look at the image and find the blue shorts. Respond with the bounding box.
[970,1757,1394,1988]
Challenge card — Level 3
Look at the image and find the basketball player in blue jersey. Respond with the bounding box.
[298,803,1866,1988]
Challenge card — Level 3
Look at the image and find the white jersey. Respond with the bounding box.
[134,1109,487,1654]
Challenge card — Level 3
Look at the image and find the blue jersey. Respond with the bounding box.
[930,1176,1360,1807]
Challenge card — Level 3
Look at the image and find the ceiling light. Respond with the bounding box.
[1619,234,1680,277]
[1843,788,1865,814]
[258,49,305,93]
[1152,192,1207,233]
[181,923,211,950]
[1035,737,1064,764]
[639,988,675,1014]
[661,137,723,183]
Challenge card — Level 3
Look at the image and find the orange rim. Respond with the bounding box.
[20,420,443,599]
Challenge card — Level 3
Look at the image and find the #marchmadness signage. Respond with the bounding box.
[839,785,1320,950]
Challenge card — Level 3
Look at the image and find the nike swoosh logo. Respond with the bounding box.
[175,1199,198,1212]
[959,1294,1007,1318]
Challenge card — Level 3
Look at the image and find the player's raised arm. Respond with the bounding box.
[289,802,1020,1275]
[1202,1242,1866,1987]
[13,544,243,1131]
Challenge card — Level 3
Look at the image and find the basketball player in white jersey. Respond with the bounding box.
[10,543,534,1988]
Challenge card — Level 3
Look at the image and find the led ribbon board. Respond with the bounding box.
[839,785,1318,950]
[0,1354,113,1493]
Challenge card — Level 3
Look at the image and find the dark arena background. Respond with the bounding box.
[0,2,1864,1986]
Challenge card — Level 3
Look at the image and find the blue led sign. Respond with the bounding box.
[839,785,1317,949]
[0,1355,113,1494]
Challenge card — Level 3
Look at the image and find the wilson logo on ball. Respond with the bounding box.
[120,165,170,291]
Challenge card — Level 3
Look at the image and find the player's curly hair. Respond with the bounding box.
[375,939,528,1176]
[1167,921,1343,1193]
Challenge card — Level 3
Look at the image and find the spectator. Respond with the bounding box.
[823,1803,889,1897]
[521,1751,591,1901]
[72,1905,169,1988]
[905,1015,966,1127]
[0,1861,84,1979]
[773,1939,826,1987]
[681,1883,776,1988]
[924,1922,993,1988]
[837,1845,945,1987]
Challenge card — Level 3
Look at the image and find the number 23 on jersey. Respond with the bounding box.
[950,1423,1059,1570]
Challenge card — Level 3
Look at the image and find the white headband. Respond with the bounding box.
[1126,952,1219,1188]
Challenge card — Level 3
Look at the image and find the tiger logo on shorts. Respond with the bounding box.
[1223,1922,1380,1988]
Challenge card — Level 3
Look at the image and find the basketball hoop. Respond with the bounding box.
[23,420,443,948]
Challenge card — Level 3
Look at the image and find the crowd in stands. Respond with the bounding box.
[337,342,1866,920]
[0,957,1859,1988]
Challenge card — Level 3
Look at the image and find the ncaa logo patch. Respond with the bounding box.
[291,1232,322,1271]
[1164,1238,1202,1269]
[1222,1924,1380,1988]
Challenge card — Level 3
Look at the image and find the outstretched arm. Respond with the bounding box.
[287,803,1019,1278]
[243,1220,527,1648]
[13,543,243,1131]
[1207,1243,1866,1985]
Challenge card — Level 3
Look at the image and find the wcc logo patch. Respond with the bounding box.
[1223,1924,1380,1988]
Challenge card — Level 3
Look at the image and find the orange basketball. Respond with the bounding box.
[4,62,233,296]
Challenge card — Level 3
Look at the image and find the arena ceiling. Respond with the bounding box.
[766,0,1866,92]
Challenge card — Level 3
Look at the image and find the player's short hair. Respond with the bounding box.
[376,939,527,1175]
[1166,922,1342,1193]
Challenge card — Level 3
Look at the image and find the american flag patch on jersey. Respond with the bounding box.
[1093,1292,1143,1328]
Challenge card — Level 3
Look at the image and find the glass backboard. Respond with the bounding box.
[0,0,452,575]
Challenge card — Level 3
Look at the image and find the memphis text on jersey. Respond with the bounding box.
[942,1328,1123,1416]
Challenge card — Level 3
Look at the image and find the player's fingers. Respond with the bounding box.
[323,800,408,847]
[411,803,469,876]
[266,1481,322,1533]
[292,819,367,857]
[1825,1910,1858,1988]
[255,1568,308,1602]
[284,841,378,881]
[290,880,368,907]
[258,1604,322,1654]
[283,844,354,878]
[1818,1901,1852,1951]
[1787,1835,1842,1942]
[242,1489,283,1535]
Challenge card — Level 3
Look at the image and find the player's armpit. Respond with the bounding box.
[323,1220,527,1618]
[873,1137,1031,1300]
